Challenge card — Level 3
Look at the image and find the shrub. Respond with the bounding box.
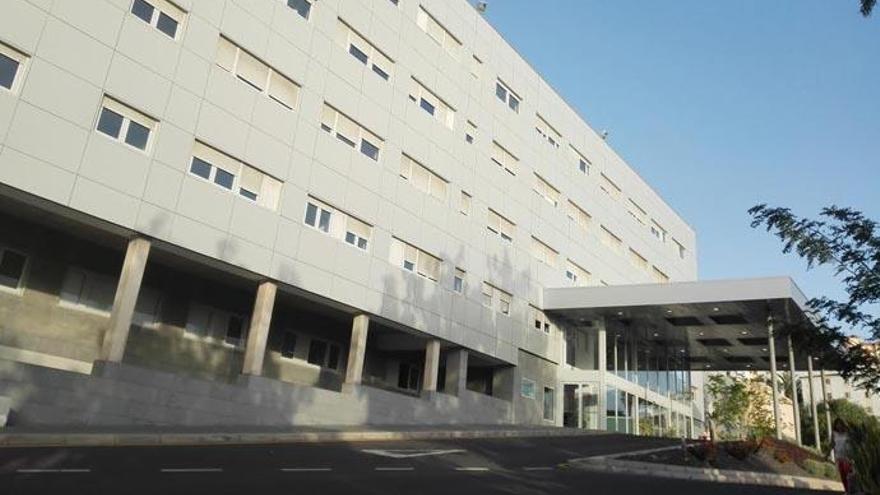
[850,422,880,495]
[688,440,717,465]
[724,439,759,461]
[802,459,838,480]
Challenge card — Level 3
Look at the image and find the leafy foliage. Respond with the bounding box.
[749,205,880,391]
[850,421,880,494]
[863,0,876,16]
[800,399,879,450]
[707,374,773,440]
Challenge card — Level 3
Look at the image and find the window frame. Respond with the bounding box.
[487,208,515,244]
[408,77,455,129]
[337,19,394,81]
[130,0,186,40]
[416,7,462,59]
[0,41,29,94]
[95,96,158,154]
[320,103,383,162]
[189,141,283,210]
[495,79,521,113]
[392,237,441,283]
[0,247,28,295]
[521,377,537,399]
[286,0,312,20]
[304,196,372,252]
[453,267,465,294]
[542,386,555,421]
[216,36,300,111]
[399,154,448,202]
[533,174,560,207]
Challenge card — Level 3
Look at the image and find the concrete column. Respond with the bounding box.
[807,355,820,449]
[100,237,151,363]
[597,319,607,430]
[787,335,801,445]
[422,339,441,393]
[767,317,781,439]
[444,348,468,396]
[343,314,369,388]
[820,367,833,460]
[241,281,277,376]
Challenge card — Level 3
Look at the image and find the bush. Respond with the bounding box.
[724,439,759,460]
[688,441,717,465]
[802,459,838,480]
[850,422,880,495]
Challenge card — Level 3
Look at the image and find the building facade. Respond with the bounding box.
[0,0,701,432]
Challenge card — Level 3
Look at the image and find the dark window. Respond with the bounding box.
[348,44,368,64]
[131,0,155,24]
[281,332,297,358]
[156,12,178,38]
[495,83,507,102]
[125,120,150,150]
[509,96,519,112]
[534,319,541,330]
[465,133,474,144]
[214,168,235,190]
[287,0,311,19]
[419,98,435,115]
[308,339,328,366]
[345,232,356,245]
[304,202,318,226]
[225,315,244,344]
[0,52,19,90]
[239,188,258,201]
[190,157,212,180]
[336,133,356,148]
[318,209,331,232]
[371,65,389,80]
[327,344,340,370]
[360,139,379,161]
[0,250,26,288]
[96,108,124,138]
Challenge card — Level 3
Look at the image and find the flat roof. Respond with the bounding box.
[543,277,821,371]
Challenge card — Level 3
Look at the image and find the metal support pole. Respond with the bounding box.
[768,317,781,439]
[787,336,801,445]
[820,367,833,460]
[807,356,820,449]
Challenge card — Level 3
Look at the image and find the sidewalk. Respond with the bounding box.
[0,424,601,448]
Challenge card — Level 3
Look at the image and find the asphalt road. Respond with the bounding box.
[0,433,836,495]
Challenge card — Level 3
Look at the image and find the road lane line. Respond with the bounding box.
[455,467,490,472]
[16,469,92,474]
[523,466,555,471]
[160,468,223,473]
[374,467,415,471]
[280,468,333,472]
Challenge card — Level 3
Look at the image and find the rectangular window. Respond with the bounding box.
[567,200,591,232]
[286,0,311,20]
[487,209,515,243]
[0,42,28,92]
[535,114,561,148]
[565,260,590,286]
[627,199,647,225]
[408,78,455,129]
[0,248,27,292]
[600,226,623,252]
[453,267,465,294]
[281,332,297,358]
[571,146,590,175]
[459,191,472,215]
[482,281,512,316]
[304,196,372,251]
[399,154,447,201]
[416,7,461,59]
[650,220,667,243]
[320,103,383,161]
[131,0,185,39]
[465,120,476,144]
[652,266,669,284]
[96,96,157,152]
[391,238,441,282]
[531,305,552,334]
[184,303,248,348]
[599,173,622,200]
[673,239,686,259]
[521,378,536,399]
[543,387,555,421]
[216,36,300,110]
[307,339,327,366]
[335,19,394,81]
[190,141,282,210]
[59,267,117,315]
[531,237,558,267]
[533,174,560,207]
[490,141,518,176]
[495,79,520,113]
[132,286,162,328]
[628,248,649,272]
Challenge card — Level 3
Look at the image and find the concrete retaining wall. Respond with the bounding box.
[0,359,512,427]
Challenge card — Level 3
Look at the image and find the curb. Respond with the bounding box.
[568,457,843,492]
[0,428,598,448]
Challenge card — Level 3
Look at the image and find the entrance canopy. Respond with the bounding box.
[544,277,820,371]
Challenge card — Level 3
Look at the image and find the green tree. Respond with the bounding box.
[749,205,880,392]
[800,399,878,449]
[707,374,751,440]
[862,0,876,16]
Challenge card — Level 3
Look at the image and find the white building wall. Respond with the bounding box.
[0,0,697,369]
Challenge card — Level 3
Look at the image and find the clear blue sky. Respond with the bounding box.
[481,0,879,333]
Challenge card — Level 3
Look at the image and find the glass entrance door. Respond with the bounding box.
[562,382,599,429]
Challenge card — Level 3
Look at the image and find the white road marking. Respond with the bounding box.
[280,468,333,472]
[374,467,415,471]
[455,467,490,472]
[16,469,91,474]
[160,468,223,473]
[523,466,554,471]
[362,448,466,459]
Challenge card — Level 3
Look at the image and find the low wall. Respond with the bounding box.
[0,359,512,427]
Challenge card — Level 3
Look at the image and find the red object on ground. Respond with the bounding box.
[836,459,852,493]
